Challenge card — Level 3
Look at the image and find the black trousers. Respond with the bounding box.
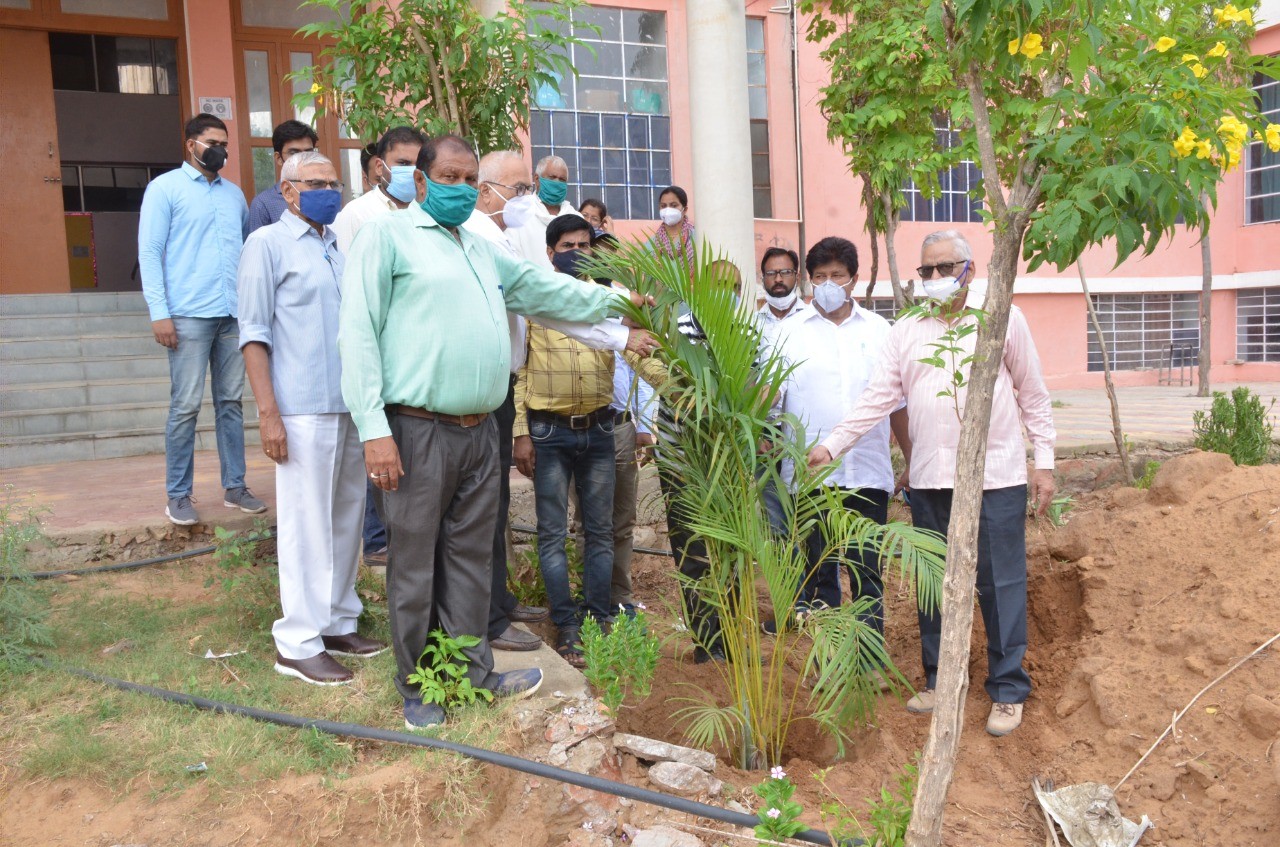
[800,487,889,635]
[487,376,519,640]
[909,485,1032,704]
[658,468,719,652]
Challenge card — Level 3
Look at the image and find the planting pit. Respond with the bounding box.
[4,450,1280,846]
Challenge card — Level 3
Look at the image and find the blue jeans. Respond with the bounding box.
[165,316,246,499]
[531,415,616,628]
[362,479,387,550]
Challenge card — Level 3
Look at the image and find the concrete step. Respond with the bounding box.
[0,354,170,386]
[0,422,261,469]
[0,311,153,338]
[0,377,173,412]
[0,292,147,316]
[0,334,161,361]
[0,397,260,438]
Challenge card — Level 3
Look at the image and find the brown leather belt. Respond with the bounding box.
[387,404,489,428]
[529,405,612,431]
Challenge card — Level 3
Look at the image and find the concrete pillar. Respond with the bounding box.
[684,0,756,280]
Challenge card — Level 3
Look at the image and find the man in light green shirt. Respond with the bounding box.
[339,136,644,730]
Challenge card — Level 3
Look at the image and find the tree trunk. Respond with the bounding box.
[904,232,1022,847]
[1079,263,1134,484]
[882,190,911,310]
[1197,195,1212,397]
[865,202,881,308]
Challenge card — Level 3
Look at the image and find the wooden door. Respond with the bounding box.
[0,27,71,294]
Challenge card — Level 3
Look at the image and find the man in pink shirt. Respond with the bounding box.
[808,229,1056,737]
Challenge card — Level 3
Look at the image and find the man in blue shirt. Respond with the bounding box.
[238,151,385,686]
[138,113,265,525]
[246,120,318,234]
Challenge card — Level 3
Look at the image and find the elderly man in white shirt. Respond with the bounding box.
[462,149,659,653]
[505,154,583,268]
[238,151,387,686]
[809,229,1057,737]
[774,237,910,635]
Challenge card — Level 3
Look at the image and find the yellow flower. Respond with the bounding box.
[1266,123,1280,153]
[1240,8,1255,26]
[1213,4,1239,24]
[1192,62,1209,78]
[1173,126,1199,158]
[1207,41,1229,58]
[1196,139,1214,159]
[1173,90,1187,100]
[1019,33,1045,59]
[1225,145,1242,171]
[1154,36,1177,53]
[1008,37,1021,55]
[1218,115,1249,144]
[309,82,322,95]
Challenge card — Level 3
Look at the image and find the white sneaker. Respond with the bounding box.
[986,702,1023,736]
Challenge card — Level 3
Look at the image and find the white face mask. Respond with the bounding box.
[812,281,849,313]
[921,260,970,302]
[659,207,683,226]
[763,289,798,311]
[492,193,537,229]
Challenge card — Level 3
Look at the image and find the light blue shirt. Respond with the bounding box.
[236,211,346,415]
[611,352,655,435]
[139,162,248,321]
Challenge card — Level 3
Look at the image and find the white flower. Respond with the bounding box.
[770,766,787,780]
[766,808,782,819]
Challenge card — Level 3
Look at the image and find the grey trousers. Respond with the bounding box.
[610,418,639,607]
[384,412,501,700]
[910,485,1032,704]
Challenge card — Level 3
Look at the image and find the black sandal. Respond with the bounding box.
[556,626,585,668]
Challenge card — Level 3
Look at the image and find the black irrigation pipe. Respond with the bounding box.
[30,530,277,580]
[510,523,675,559]
[53,663,848,847]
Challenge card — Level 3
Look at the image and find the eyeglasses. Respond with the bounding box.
[762,269,797,279]
[194,139,229,149]
[916,261,966,279]
[290,179,345,191]
[810,273,851,284]
[488,181,533,197]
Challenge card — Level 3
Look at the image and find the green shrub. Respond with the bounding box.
[0,497,53,670]
[406,629,493,709]
[207,519,277,633]
[1192,386,1275,466]
[1134,460,1161,490]
[580,612,659,715]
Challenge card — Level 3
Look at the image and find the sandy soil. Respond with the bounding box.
[3,450,1279,846]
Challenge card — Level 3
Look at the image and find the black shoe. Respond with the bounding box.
[693,645,726,664]
[510,603,549,623]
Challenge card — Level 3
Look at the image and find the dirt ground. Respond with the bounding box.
[4,450,1279,846]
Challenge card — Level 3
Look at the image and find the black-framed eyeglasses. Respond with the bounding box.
[917,261,966,279]
[488,181,533,197]
[762,269,797,279]
[290,179,345,191]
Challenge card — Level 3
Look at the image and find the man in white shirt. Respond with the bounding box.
[331,126,425,253]
[775,237,911,633]
[462,149,659,654]
[505,155,583,268]
[757,246,807,349]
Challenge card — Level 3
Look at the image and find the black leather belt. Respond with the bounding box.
[614,409,633,425]
[529,405,612,431]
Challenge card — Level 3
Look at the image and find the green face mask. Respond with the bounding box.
[537,177,568,206]
[421,178,479,228]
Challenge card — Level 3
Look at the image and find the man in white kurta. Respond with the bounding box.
[504,154,583,268]
[238,152,386,686]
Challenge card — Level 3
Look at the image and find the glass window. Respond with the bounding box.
[152,38,177,95]
[61,166,82,212]
[240,0,345,29]
[1087,293,1200,371]
[251,147,276,196]
[0,0,32,9]
[290,52,316,125]
[901,114,984,223]
[1237,287,1280,361]
[60,0,167,20]
[243,50,274,138]
[96,36,154,94]
[531,7,671,220]
[339,148,365,203]
[746,19,771,218]
[1247,72,1280,223]
[49,33,96,92]
[73,165,150,212]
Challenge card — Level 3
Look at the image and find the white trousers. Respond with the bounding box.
[271,413,366,660]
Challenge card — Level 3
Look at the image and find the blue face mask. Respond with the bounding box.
[296,188,341,226]
[384,165,418,204]
[421,178,478,228]
[537,177,568,206]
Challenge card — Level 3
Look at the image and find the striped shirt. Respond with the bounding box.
[820,304,1055,490]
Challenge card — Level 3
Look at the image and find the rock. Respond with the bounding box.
[565,737,612,776]
[647,761,723,797]
[630,825,704,847]
[1183,654,1210,676]
[1047,512,1101,561]
[1089,672,1129,727]
[1147,451,1235,506]
[1147,767,1180,801]
[613,733,717,773]
[1185,758,1219,789]
[1240,695,1280,739]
